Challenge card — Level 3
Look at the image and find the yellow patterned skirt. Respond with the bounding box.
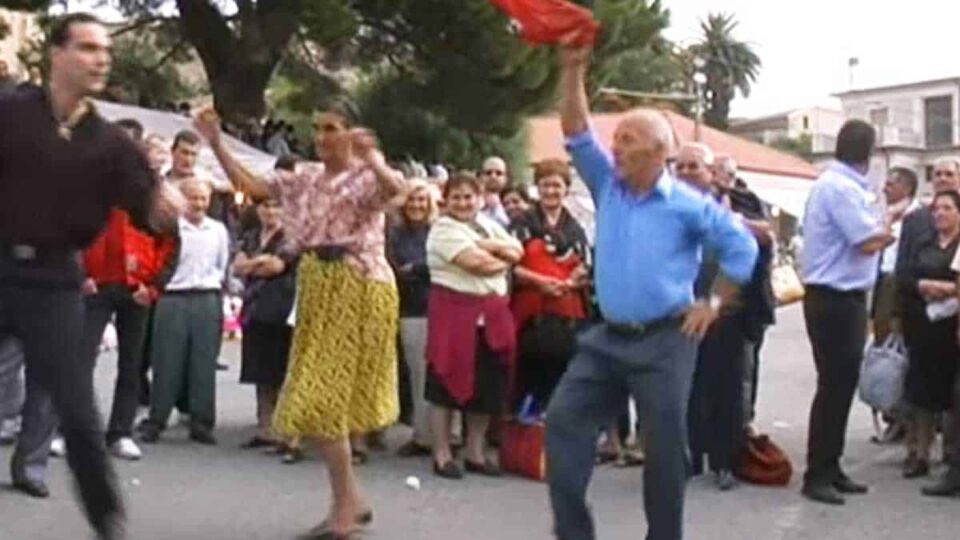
[273,255,399,439]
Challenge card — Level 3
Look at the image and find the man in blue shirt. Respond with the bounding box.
[800,120,894,505]
[546,42,758,540]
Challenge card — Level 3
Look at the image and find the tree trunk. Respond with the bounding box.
[175,0,300,123]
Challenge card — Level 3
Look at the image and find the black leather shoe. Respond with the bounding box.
[833,475,868,494]
[13,478,50,498]
[189,431,217,445]
[433,459,463,479]
[921,470,960,497]
[139,423,160,444]
[903,459,930,479]
[802,483,845,505]
[464,459,502,477]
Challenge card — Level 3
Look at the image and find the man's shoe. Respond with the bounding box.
[216,362,229,371]
[833,475,869,494]
[189,431,217,445]
[921,470,960,498]
[13,478,50,498]
[903,458,930,479]
[716,470,738,491]
[139,423,161,444]
[396,440,431,458]
[110,438,143,461]
[802,483,845,505]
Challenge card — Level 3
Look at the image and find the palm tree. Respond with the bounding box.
[688,13,761,130]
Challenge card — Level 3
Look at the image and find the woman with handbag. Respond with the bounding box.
[425,172,523,479]
[510,159,590,409]
[233,197,297,453]
[899,190,960,478]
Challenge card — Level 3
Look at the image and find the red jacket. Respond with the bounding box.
[82,210,178,302]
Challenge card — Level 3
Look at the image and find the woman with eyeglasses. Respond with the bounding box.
[195,106,405,540]
[425,172,523,479]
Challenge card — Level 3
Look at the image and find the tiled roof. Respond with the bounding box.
[527,109,820,180]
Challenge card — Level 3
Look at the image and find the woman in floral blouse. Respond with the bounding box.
[196,107,405,539]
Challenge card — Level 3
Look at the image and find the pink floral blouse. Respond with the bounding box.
[267,161,401,284]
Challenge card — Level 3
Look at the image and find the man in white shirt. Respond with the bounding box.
[140,179,229,445]
[479,156,511,227]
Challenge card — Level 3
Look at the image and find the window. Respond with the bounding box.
[802,116,810,130]
[925,96,954,147]
[869,107,889,128]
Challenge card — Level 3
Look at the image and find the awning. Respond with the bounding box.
[93,100,277,180]
[738,170,814,219]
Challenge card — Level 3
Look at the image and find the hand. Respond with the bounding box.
[350,128,385,168]
[81,278,98,296]
[131,284,152,306]
[539,277,567,297]
[681,301,719,339]
[258,255,286,276]
[193,105,222,146]
[558,41,592,70]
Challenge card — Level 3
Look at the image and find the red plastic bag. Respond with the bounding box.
[489,0,600,46]
[736,434,793,486]
[499,419,547,481]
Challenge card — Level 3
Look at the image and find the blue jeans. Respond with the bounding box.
[546,323,697,540]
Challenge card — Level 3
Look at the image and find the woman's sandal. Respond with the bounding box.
[282,446,304,464]
[299,510,372,540]
[351,449,368,465]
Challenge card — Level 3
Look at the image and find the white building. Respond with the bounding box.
[729,106,845,155]
[836,77,960,197]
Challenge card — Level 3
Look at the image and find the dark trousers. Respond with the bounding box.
[688,313,747,473]
[147,292,221,433]
[802,285,868,486]
[0,274,122,534]
[546,323,697,540]
[82,283,149,443]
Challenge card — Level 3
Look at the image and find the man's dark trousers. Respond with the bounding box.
[82,283,149,444]
[0,256,122,533]
[802,285,868,487]
[546,323,697,540]
[688,313,747,474]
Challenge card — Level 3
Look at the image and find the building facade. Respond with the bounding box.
[836,77,960,197]
[729,106,845,155]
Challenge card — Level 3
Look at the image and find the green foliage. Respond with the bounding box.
[688,13,761,130]
[771,133,813,159]
[106,25,199,107]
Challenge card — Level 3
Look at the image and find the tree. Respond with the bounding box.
[688,13,761,130]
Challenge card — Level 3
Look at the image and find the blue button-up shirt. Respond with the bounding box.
[566,130,758,324]
[801,161,883,291]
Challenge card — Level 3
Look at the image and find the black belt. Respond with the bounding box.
[164,289,221,296]
[0,243,79,264]
[606,316,682,339]
[308,244,349,262]
[805,284,867,299]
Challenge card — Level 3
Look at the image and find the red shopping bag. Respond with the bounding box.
[499,418,547,481]
[489,0,600,46]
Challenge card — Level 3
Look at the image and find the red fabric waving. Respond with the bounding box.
[489,0,600,46]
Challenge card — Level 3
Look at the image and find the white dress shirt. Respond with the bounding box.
[166,217,230,291]
[880,199,923,274]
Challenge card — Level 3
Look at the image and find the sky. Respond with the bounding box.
[68,0,960,120]
[663,0,960,118]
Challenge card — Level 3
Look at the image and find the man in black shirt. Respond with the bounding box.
[0,13,177,540]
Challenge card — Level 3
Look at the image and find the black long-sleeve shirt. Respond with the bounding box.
[0,85,157,251]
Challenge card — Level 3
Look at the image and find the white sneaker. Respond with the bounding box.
[110,437,143,461]
[49,436,66,458]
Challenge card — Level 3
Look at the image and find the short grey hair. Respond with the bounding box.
[933,157,960,173]
[678,142,715,166]
[621,109,674,153]
[715,155,738,175]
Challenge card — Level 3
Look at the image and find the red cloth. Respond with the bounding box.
[489,0,600,46]
[426,285,516,405]
[82,209,172,302]
[511,238,587,330]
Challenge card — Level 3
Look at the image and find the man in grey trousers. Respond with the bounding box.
[545,39,758,540]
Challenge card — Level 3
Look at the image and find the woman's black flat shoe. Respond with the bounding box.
[433,459,463,479]
[396,440,432,458]
[464,459,502,477]
[241,436,276,449]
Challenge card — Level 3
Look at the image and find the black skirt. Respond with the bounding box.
[425,329,506,415]
[904,315,960,412]
[240,322,292,387]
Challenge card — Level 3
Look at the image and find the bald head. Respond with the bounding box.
[611,108,674,191]
[675,142,715,192]
[480,156,509,193]
[713,154,738,191]
[180,178,212,224]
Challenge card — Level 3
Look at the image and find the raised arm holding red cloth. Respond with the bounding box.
[488,0,600,46]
